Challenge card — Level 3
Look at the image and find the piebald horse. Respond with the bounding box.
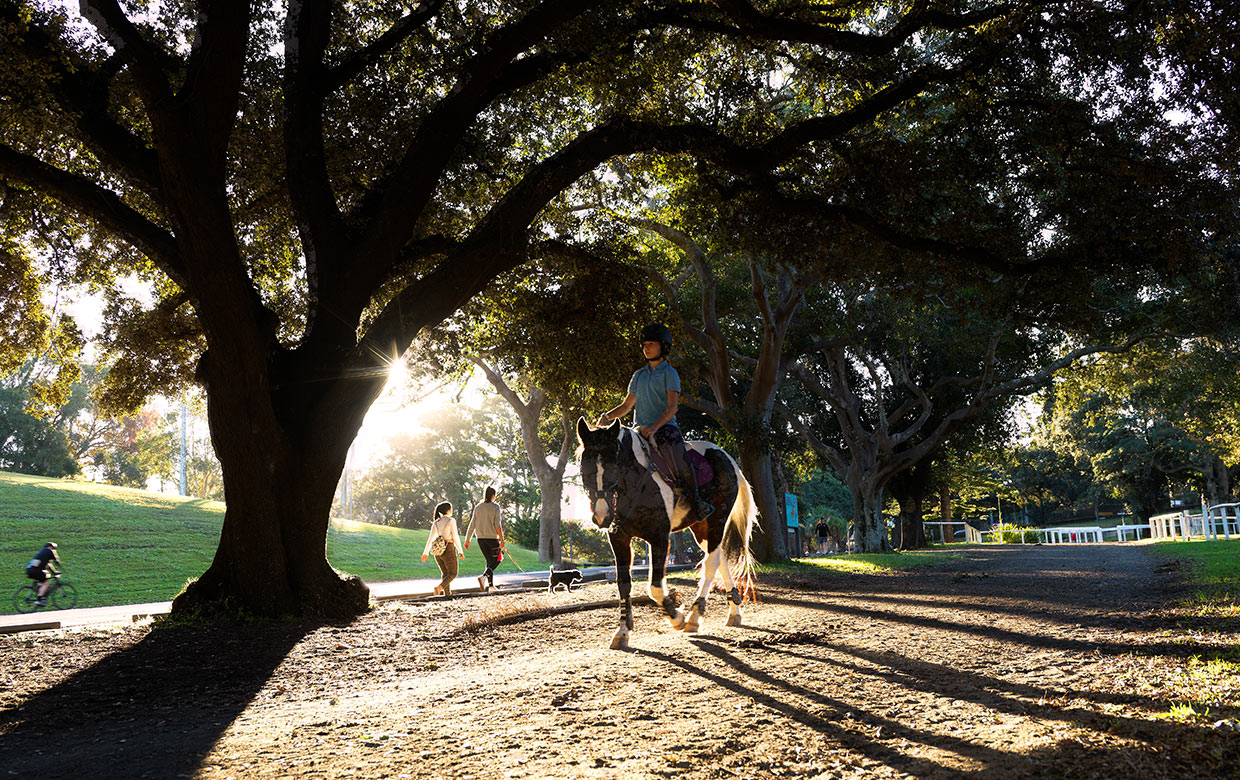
[576,418,756,650]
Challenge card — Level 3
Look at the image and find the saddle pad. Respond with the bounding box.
[686,448,714,487]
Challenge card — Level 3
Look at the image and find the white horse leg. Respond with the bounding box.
[610,624,630,650]
[649,579,686,630]
[684,546,722,633]
[717,552,743,627]
[648,539,685,630]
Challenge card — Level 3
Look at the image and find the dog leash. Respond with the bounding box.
[502,542,529,574]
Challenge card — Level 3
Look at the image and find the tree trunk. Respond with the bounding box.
[538,470,564,564]
[473,364,570,565]
[739,444,786,562]
[1204,453,1231,506]
[171,356,371,618]
[852,483,891,553]
[939,486,953,543]
[895,492,927,550]
[889,462,931,550]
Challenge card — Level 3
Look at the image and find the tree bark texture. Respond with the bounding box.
[171,353,374,617]
[852,483,892,554]
[1204,453,1232,506]
[739,445,787,562]
[889,461,931,550]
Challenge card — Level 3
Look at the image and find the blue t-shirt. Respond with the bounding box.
[628,361,681,428]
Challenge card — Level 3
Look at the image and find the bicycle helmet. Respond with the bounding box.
[640,323,674,357]
[44,542,56,549]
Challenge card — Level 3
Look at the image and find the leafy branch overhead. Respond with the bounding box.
[0,0,1235,611]
[0,0,1153,403]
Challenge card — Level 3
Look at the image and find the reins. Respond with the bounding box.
[599,429,665,536]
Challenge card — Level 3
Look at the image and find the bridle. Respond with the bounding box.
[585,429,658,534]
[585,450,621,530]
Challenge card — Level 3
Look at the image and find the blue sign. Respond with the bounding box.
[785,493,798,529]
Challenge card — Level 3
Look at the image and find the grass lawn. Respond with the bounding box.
[1145,539,1240,617]
[0,471,542,614]
[768,548,965,576]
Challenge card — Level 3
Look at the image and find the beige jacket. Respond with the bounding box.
[465,501,503,541]
[423,514,463,557]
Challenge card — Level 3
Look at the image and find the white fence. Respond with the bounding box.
[934,502,1240,545]
[1150,502,1240,541]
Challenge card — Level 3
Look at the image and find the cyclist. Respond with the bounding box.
[25,542,61,607]
[596,323,712,523]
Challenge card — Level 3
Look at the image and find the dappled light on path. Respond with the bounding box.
[1,544,1235,778]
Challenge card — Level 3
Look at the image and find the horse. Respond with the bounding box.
[576,418,756,650]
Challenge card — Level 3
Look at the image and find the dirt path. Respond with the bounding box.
[2,544,1237,778]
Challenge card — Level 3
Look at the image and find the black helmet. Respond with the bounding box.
[640,323,674,354]
[44,542,56,549]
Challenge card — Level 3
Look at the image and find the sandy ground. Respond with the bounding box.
[1,543,1237,779]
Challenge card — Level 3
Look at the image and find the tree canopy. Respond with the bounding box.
[1,0,1237,614]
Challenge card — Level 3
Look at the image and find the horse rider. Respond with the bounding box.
[596,323,712,523]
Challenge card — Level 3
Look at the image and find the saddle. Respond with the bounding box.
[636,436,714,489]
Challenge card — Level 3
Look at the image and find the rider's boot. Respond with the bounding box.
[669,445,712,523]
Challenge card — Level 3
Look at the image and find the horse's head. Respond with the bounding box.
[577,417,624,529]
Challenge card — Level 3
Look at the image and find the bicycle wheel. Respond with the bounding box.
[50,582,78,610]
[12,584,38,614]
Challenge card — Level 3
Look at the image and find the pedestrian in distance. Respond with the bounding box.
[25,542,61,606]
[422,501,464,596]
[464,485,505,592]
[815,517,831,555]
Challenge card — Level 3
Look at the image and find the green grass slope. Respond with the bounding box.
[0,471,543,614]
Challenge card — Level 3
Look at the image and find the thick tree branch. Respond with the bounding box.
[777,401,846,476]
[348,0,606,299]
[181,0,253,165]
[679,0,1018,54]
[473,356,531,417]
[0,143,186,288]
[284,0,348,330]
[80,0,176,112]
[770,191,1026,274]
[324,0,448,94]
[0,5,162,193]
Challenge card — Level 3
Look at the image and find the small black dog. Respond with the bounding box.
[547,566,583,593]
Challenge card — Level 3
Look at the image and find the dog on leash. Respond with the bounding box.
[548,566,583,593]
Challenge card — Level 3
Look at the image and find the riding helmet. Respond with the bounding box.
[640,323,674,356]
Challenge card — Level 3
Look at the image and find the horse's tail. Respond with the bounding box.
[721,451,758,601]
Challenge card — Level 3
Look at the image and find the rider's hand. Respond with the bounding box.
[595,413,611,427]
[638,425,654,439]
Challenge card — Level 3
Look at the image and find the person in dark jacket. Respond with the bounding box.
[25,542,61,606]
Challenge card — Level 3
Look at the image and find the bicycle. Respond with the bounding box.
[12,573,78,614]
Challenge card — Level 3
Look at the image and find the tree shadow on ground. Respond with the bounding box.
[648,636,1237,777]
[756,592,1210,660]
[640,643,1009,776]
[0,617,320,779]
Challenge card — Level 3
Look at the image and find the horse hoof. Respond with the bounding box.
[683,620,700,634]
[610,629,629,651]
[726,614,742,627]
[667,612,686,630]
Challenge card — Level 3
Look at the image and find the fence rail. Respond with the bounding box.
[931,502,1240,545]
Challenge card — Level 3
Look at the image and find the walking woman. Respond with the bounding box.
[421,501,464,596]
[464,486,505,592]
